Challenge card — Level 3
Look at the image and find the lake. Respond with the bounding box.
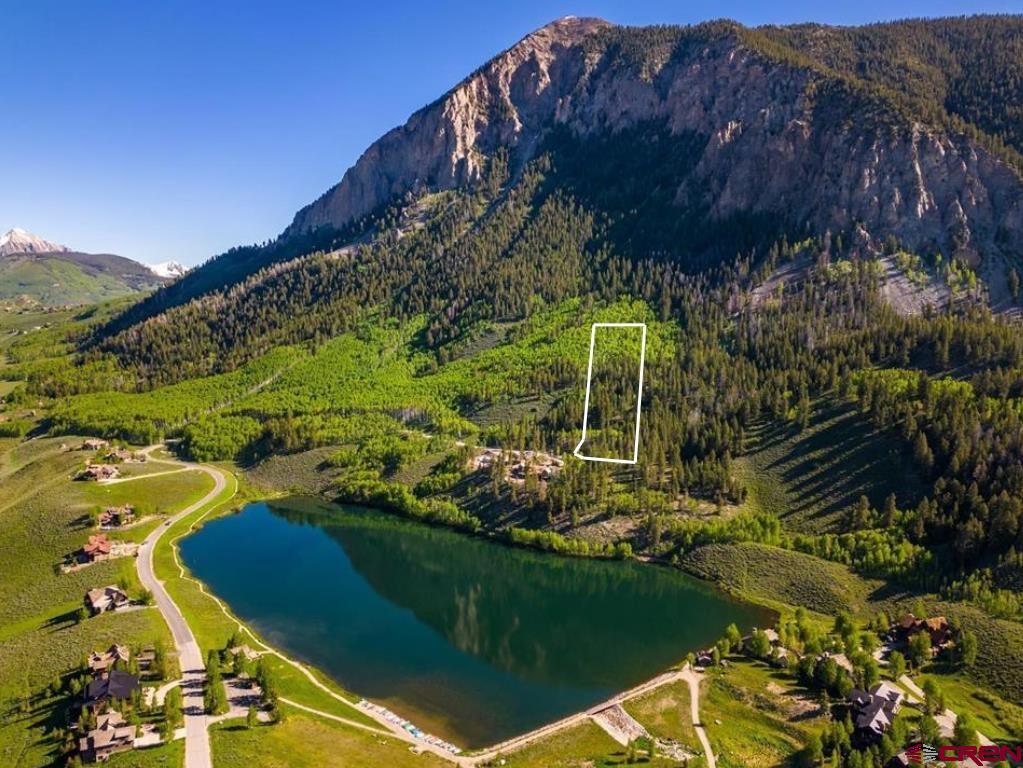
[180,498,773,748]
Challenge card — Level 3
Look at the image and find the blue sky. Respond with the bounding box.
[4,0,1020,266]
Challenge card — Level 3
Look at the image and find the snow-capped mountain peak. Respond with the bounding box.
[0,228,70,256]
[148,260,189,279]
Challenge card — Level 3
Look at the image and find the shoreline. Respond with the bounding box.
[170,489,778,758]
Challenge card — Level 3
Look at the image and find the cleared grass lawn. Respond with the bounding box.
[623,680,700,752]
[210,712,449,768]
[105,740,184,768]
[735,400,924,534]
[488,720,628,767]
[104,462,194,480]
[75,466,215,516]
[701,659,828,768]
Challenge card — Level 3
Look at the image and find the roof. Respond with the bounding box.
[857,699,894,734]
[83,534,112,556]
[80,710,135,751]
[850,689,872,707]
[86,670,140,703]
[850,682,904,735]
[870,682,904,704]
[85,585,128,607]
[88,644,130,670]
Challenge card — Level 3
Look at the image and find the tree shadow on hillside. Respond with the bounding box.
[750,403,922,532]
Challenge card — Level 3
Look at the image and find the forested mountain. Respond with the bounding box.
[100,14,1023,342]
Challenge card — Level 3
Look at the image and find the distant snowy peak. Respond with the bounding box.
[0,228,70,256]
[148,260,189,279]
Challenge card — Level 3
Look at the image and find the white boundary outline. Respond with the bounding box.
[573,322,647,465]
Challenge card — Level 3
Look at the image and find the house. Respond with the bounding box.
[743,627,786,655]
[892,613,952,655]
[103,447,137,463]
[79,534,113,563]
[814,650,855,674]
[85,586,129,615]
[919,617,952,648]
[81,438,110,451]
[98,505,135,528]
[77,464,120,481]
[470,448,564,483]
[694,650,715,668]
[84,670,140,711]
[135,648,156,672]
[849,682,905,739]
[87,645,131,675]
[78,710,135,762]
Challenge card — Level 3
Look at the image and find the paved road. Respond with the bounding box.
[136,452,227,768]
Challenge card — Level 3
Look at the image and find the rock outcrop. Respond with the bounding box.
[0,228,70,256]
[288,16,1023,267]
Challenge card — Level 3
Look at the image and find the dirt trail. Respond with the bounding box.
[681,666,717,768]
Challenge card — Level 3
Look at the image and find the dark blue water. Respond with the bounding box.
[180,498,771,747]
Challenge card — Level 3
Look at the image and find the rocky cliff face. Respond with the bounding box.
[288,17,608,235]
[0,228,70,256]
[288,16,1023,271]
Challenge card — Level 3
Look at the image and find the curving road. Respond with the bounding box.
[136,450,228,768]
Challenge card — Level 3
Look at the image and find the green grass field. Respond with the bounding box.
[482,721,628,767]
[105,740,184,768]
[682,541,885,618]
[623,680,701,753]
[209,712,449,768]
[701,659,828,768]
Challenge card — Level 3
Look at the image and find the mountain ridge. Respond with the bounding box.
[94,14,1023,374]
[0,228,169,306]
[286,15,1023,272]
[0,228,69,257]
